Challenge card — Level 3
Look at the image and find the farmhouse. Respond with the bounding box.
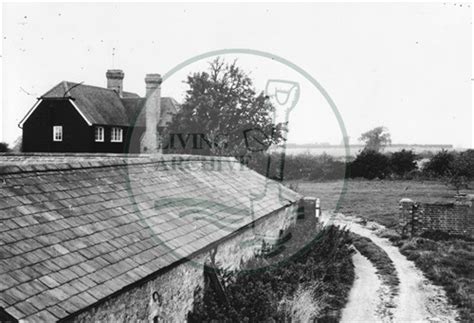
[0,153,307,322]
[18,70,178,154]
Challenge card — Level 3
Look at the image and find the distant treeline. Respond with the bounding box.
[245,149,474,182]
[285,143,454,149]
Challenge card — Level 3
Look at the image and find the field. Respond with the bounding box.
[290,179,473,228]
[292,179,474,322]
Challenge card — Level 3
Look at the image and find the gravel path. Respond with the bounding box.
[341,250,383,322]
[322,213,459,322]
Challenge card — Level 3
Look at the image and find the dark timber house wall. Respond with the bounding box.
[22,99,91,153]
[19,70,178,154]
[22,99,139,153]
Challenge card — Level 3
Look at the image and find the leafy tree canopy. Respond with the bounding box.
[350,149,390,179]
[164,58,284,156]
[359,126,392,152]
[423,149,455,178]
[389,149,417,177]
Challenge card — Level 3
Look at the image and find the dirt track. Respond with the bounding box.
[322,213,459,323]
[341,250,383,322]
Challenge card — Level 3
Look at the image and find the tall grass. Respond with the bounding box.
[399,236,474,322]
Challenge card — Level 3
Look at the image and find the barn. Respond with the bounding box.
[0,153,311,322]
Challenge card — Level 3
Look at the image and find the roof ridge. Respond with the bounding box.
[120,96,173,101]
[46,81,141,98]
[0,154,239,176]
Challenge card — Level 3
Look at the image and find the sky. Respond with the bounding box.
[1,2,472,148]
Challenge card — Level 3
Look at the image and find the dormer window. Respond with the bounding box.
[111,127,123,142]
[95,126,104,142]
[53,126,63,142]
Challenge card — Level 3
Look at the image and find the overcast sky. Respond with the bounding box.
[1,2,472,147]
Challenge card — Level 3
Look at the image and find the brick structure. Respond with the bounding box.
[0,154,307,322]
[399,195,474,237]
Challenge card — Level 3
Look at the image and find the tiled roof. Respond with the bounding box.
[40,81,179,127]
[121,97,179,128]
[0,154,300,321]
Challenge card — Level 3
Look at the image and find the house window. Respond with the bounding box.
[95,126,104,142]
[111,127,123,142]
[53,126,63,142]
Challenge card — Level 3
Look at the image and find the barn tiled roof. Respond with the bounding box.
[0,154,300,322]
[40,81,179,127]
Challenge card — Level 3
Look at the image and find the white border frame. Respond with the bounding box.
[52,125,63,142]
[94,126,105,142]
[110,127,123,143]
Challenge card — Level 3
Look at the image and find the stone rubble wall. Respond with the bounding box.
[69,203,305,322]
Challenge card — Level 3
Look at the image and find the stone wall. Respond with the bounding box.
[68,203,301,322]
[399,195,474,237]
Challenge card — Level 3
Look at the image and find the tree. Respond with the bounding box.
[422,150,454,178]
[350,150,390,179]
[389,149,417,177]
[422,150,474,193]
[0,142,10,152]
[359,126,391,152]
[445,150,474,193]
[163,58,283,156]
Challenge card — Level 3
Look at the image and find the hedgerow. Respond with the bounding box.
[244,149,474,184]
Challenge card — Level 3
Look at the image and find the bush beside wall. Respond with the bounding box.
[188,225,354,322]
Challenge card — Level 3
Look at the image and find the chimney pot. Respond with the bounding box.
[106,69,124,97]
[145,74,162,97]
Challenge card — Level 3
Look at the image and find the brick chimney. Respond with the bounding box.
[106,69,124,97]
[141,74,162,153]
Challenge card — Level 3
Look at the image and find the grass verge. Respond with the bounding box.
[351,234,400,293]
[398,234,474,322]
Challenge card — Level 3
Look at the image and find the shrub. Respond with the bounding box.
[243,149,472,183]
[422,150,455,177]
[349,149,390,179]
[446,149,474,192]
[188,225,354,321]
[389,149,418,177]
[245,152,347,181]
